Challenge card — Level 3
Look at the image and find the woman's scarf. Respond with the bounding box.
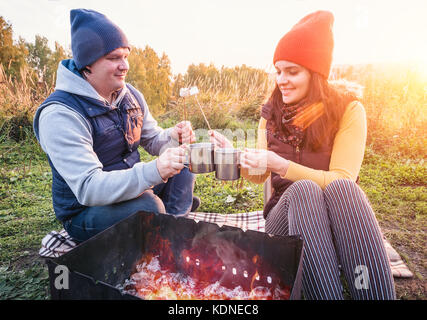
[270,101,325,148]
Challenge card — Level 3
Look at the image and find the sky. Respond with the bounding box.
[1,0,426,75]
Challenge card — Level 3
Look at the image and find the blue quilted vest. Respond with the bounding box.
[34,84,145,221]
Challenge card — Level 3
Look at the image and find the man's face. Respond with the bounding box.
[85,47,130,99]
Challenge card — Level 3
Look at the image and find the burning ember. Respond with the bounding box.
[123,255,290,300]
[121,229,291,300]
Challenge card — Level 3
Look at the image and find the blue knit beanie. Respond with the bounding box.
[70,9,129,70]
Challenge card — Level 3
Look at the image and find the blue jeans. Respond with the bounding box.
[63,167,195,242]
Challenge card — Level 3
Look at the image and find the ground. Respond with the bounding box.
[0,142,425,300]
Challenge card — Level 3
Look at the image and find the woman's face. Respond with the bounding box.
[275,60,311,105]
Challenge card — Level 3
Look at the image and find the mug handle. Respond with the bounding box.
[183,144,190,166]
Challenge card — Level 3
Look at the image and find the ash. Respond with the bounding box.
[122,256,290,300]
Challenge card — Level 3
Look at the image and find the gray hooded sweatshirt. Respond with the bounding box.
[36,60,178,207]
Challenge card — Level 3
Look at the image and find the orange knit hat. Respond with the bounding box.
[273,10,334,79]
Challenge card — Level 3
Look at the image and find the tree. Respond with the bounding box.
[45,41,70,85]
[0,16,28,80]
[171,73,185,98]
[26,35,51,78]
[127,45,172,116]
[26,36,70,85]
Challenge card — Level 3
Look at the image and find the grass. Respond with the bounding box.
[0,133,425,300]
[0,140,60,300]
[360,149,426,300]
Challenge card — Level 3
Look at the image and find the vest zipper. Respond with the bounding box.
[112,105,133,155]
[295,145,301,162]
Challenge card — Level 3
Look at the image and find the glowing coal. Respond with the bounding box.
[122,229,291,300]
[123,256,290,300]
[46,211,303,300]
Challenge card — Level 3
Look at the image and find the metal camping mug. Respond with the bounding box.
[184,143,215,173]
[214,148,241,181]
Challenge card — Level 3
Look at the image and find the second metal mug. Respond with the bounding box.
[214,148,241,181]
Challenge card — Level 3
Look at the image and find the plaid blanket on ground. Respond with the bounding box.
[39,210,413,278]
[38,228,78,258]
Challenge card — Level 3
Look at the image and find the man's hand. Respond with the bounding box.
[170,121,196,144]
[156,145,187,180]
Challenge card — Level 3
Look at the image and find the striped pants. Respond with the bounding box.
[265,179,396,300]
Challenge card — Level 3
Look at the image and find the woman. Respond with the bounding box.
[210,10,395,300]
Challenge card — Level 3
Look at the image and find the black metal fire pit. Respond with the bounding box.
[46,211,303,300]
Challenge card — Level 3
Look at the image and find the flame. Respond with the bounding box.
[250,270,260,290]
[124,255,291,300]
[252,255,259,264]
[123,228,291,300]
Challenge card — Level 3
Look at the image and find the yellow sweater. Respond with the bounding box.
[241,101,367,190]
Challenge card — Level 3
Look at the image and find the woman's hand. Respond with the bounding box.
[240,148,290,176]
[208,130,233,148]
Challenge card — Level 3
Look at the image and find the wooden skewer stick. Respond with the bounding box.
[183,97,187,122]
[179,97,187,145]
[239,176,244,190]
[194,95,211,131]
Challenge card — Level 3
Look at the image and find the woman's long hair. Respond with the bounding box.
[267,71,358,151]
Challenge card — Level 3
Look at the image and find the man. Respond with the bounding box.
[33,9,199,242]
